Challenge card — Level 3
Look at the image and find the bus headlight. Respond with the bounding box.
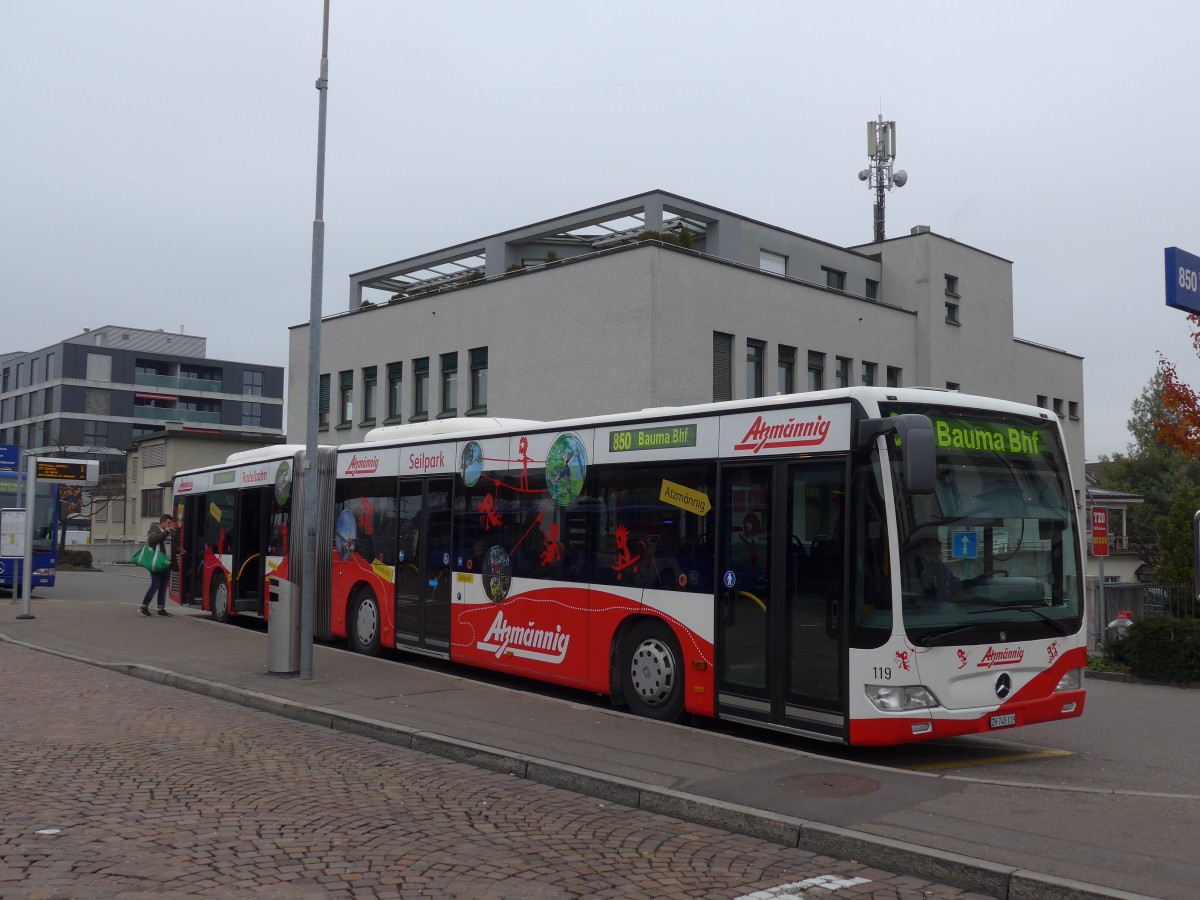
[1055,668,1082,692]
[865,684,940,712]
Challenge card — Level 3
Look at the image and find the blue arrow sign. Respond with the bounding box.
[952,531,978,559]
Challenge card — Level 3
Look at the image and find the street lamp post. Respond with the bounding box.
[301,0,330,680]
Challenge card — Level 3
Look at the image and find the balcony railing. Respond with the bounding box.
[134,373,224,393]
[133,407,221,424]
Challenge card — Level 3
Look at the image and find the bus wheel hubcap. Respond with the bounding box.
[630,639,675,706]
[356,599,377,641]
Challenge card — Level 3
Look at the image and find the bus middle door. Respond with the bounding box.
[394,477,454,653]
[716,459,847,740]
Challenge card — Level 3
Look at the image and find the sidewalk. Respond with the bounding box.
[2,594,1183,900]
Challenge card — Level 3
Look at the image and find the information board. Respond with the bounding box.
[35,457,99,484]
[1,508,26,558]
[1092,507,1109,558]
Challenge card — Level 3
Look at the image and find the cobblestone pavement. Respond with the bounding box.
[0,644,994,899]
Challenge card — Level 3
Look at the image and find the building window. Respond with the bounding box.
[865,278,879,300]
[945,302,960,324]
[440,352,458,416]
[45,352,56,380]
[361,366,377,425]
[746,340,765,398]
[945,274,960,297]
[886,366,902,388]
[835,356,851,389]
[822,267,846,291]
[759,250,787,276]
[243,370,264,396]
[337,370,353,427]
[1053,398,1064,417]
[413,358,429,419]
[83,420,108,444]
[861,361,877,386]
[1037,394,1048,408]
[469,347,488,412]
[946,382,960,391]
[713,332,733,402]
[1069,401,1079,420]
[141,488,163,519]
[243,402,263,427]
[1,367,9,392]
[778,345,796,395]
[387,362,403,422]
[318,373,330,429]
[807,351,825,391]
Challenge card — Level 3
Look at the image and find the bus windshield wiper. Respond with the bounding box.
[967,605,1072,635]
[917,623,988,647]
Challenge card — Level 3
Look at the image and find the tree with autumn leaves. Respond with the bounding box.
[1097,328,1200,586]
[1157,313,1200,459]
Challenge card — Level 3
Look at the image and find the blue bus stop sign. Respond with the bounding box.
[0,444,17,471]
[1165,247,1200,315]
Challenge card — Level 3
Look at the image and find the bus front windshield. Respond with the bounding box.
[885,406,1083,646]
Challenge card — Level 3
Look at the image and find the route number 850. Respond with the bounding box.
[1180,267,1198,293]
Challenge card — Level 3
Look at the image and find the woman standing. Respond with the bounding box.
[139,513,175,617]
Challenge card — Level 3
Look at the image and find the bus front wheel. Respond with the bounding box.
[348,587,381,656]
[620,620,685,723]
[211,576,232,624]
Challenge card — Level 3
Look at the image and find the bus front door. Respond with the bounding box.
[178,496,207,606]
[716,460,847,740]
[394,477,453,653]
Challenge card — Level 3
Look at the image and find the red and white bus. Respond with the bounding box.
[171,387,1087,746]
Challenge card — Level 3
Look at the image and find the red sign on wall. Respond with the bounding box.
[1092,507,1109,557]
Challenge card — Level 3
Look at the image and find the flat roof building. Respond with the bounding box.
[0,326,285,537]
[288,189,1085,497]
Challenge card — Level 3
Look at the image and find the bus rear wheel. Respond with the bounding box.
[620,620,685,723]
[211,575,231,624]
[348,587,381,656]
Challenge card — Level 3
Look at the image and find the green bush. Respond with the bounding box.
[59,549,93,569]
[1109,617,1200,683]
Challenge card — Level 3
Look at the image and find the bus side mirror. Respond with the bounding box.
[858,414,936,495]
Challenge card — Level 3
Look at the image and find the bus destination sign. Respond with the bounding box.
[609,424,697,453]
[931,418,1050,458]
[35,458,99,484]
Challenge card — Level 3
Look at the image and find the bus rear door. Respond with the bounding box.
[716,460,847,740]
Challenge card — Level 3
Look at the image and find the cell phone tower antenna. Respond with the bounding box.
[857,115,908,243]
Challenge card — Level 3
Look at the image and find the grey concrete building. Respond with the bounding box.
[288,190,1085,497]
[0,325,285,479]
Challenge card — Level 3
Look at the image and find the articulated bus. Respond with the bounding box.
[0,472,60,591]
[170,387,1086,746]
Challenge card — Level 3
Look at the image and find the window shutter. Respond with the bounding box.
[387,362,403,380]
[470,347,488,369]
[712,332,732,402]
[319,374,330,413]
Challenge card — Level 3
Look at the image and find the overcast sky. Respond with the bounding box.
[6,1,1197,459]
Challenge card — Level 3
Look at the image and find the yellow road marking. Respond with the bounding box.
[904,748,1072,771]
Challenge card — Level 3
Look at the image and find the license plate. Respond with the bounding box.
[989,713,1017,729]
